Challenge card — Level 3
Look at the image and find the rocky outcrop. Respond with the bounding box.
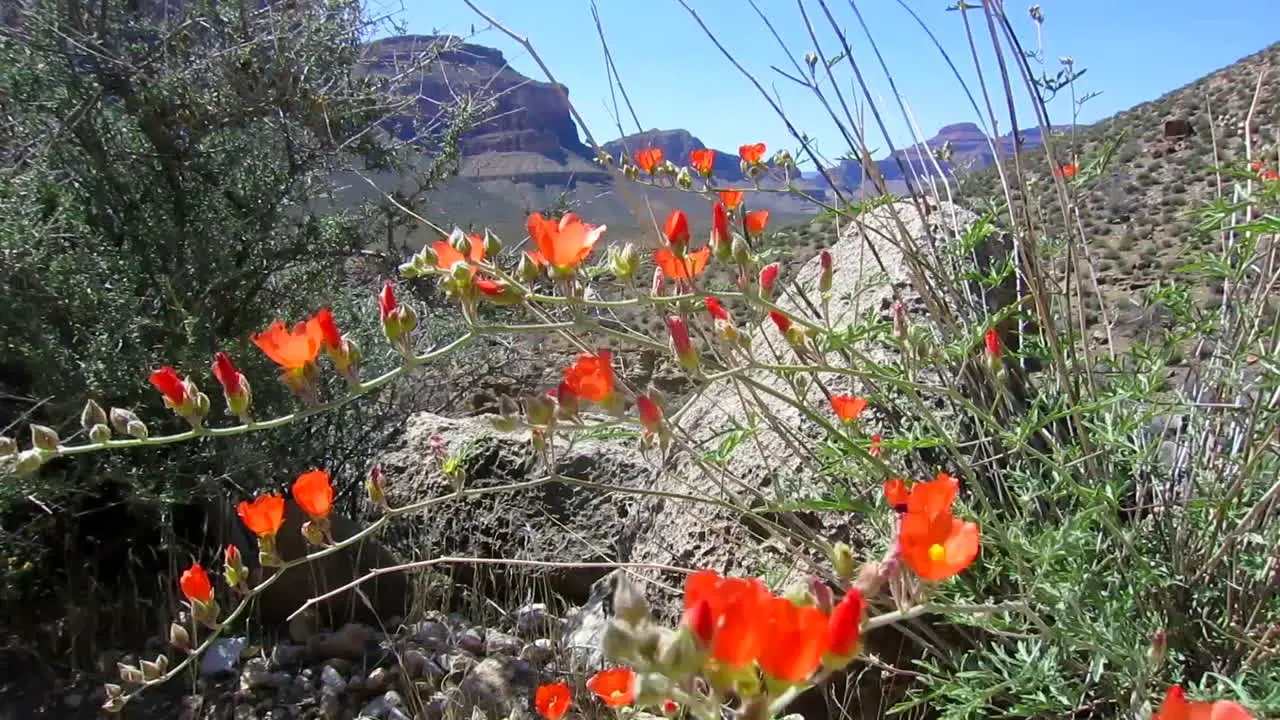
[375,413,654,606]
[364,35,609,184]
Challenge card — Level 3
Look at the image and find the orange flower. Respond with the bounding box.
[739,142,766,164]
[984,328,1002,358]
[562,350,615,403]
[586,667,635,707]
[682,570,771,669]
[663,209,690,248]
[314,308,343,350]
[689,148,716,176]
[292,469,334,519]
[757,596,829,684]
[179,562,213,603]
[1057,162,1078,179]
[830,394,867,422]
[252,317,323,371]
[883,478,910,511]
[898,473,980,580]
[634,147,664,174]
[212,352,244,397]
[768,310,791,334]
[826,588,865,660]
[711,202,731,248]
[527,212,606,270]
[433,233,485,273]
[535,682,572,720]
[636,394,663,434]
[745,209,770,235]
[718,189,744,210]
[149,366,189,406]
[1262,169,1280,182]
[759,262,780,296]
[654,246,711,280]
[237,494,286,538]
[705,296,729,322]
[1153,686,1254,720]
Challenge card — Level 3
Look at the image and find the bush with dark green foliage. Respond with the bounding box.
[0,0,471,656]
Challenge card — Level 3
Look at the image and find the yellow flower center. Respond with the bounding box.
[928,543,947,563]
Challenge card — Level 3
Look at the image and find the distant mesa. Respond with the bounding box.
[602,129,748,182]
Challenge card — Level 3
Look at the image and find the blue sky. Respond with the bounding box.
[372,0,1277,169]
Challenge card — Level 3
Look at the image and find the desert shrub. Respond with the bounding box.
[0,0,475,656]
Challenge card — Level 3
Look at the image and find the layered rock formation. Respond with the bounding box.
[363,35,608,185]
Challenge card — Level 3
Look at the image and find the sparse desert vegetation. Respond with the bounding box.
[0,2,1277,720]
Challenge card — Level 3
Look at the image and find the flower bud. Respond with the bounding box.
[831,542,856,584]
[809,576,835,614]
[366,465,389,510]
[623,163,638,181]
[449,228,472,257]
[1150,628,1167,666]
[101,685,126,713]
[666,316,699,372]
[169,623,191,652]
[117,663,144,684]
[665,211,686,248]
[731,235,751,265]
[818,249,833,294]
[518,253,542,282]
[892,300,908,341]
[612,574,650,627]
[301,520,325,547]
[984,327,1003,372]
[484,231,503,258]
[86,423,110,444]
[223,544,248,590]
[81,400,108,431]
[759,263,780,300]
[398,259,422,279]
[139,659,161,681]
[635,394,663,436]
[30,424,59,452]
[0,436,16,456]
[611,243,639,280]
[109,408,148,439]
[524,394,557,428]
[711,202,731,253]
[14,449,43,475]
[651,267,666,298]
[475,279,525,306]
[675,167,693,189]
[192,391,210,420]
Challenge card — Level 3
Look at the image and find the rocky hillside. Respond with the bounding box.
[955,41,1280,349]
